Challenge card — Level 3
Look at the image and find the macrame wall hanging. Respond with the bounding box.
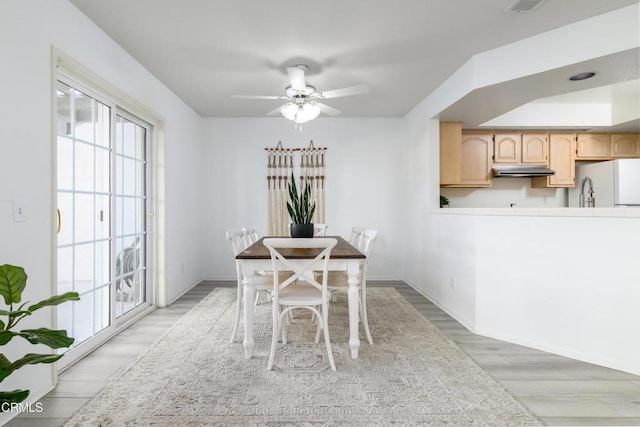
[265,141,326,236]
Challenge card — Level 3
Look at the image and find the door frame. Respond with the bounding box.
[53,49,163,371]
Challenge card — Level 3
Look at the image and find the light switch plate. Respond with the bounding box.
[13,200,26,222]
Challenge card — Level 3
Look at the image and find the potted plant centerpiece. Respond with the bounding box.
[0,264,79,409]
[287,172,316,238]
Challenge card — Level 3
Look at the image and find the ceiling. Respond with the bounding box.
[69,0,639,131]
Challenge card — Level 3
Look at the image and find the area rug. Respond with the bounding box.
[65,287,541,426]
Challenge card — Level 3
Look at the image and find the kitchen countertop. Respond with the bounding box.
[435,207,640,218]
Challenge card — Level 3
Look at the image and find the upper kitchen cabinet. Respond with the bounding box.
[532,134,576,188]
[610,134,640,158]
[576,133,609,160]
[494,133,549,164]
[494,134,521,163]
[521,134,549,163]
[440,122,492,187]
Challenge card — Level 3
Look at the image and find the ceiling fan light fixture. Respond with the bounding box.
[281,101,320,124]
[303,102,321,121]
[281,103,298,121]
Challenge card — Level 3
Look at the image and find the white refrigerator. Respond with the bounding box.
[569,159,640,207]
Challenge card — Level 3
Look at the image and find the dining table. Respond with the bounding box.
[236,235,366,360]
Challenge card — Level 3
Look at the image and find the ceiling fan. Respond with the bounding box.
[231,64,369,124]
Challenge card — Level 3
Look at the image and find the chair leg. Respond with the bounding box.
[315,313,322,344]
[360,292,373,345]
[281,309,288,344]
[321,305,336,371]
[267,304,281,370]
[254,291,261,306]
[230,280,243,343]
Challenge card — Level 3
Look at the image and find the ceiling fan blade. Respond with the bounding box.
[287,66,306,91]
[316,102,342,117]
[320,84,369,99]
[266,105,285,116]
[231,94,282,100]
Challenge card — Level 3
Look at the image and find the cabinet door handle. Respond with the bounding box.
[57,209,61,234]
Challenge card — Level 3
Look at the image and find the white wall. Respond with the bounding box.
[475,215,640,374]
[441,179,566,208]
[200,117,407,281]
[0,0,202,415]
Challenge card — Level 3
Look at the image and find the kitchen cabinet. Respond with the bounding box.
[610,134,640,158]
[521,134,549,163]
[440,122,492,187]
[532,134,576,188]
[493,134,520,163]
[576,133,609,159]
[494,133,549,164]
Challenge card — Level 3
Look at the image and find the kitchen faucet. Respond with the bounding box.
[579,176,595,208]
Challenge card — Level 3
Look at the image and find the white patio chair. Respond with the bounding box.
[263,237,338,371]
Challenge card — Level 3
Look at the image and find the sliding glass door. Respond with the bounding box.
[114,113,148,318]
[55,77,152,367]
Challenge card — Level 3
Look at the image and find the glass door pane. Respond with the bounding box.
[56,80,112,349]
[114,114,147,318]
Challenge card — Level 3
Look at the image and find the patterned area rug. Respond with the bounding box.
[65,288,541,426]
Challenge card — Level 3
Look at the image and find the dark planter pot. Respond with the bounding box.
[290,223,314,238]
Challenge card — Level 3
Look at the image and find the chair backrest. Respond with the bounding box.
[242,226,259,246]
[263,238,337,298]
[349,226,364,246]
[314,223,328,236]
[359,229,378,262]
[225,228,247,256]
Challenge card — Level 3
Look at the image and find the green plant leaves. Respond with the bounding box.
[0,328,75,348]
[0,352,64,383]
[0,264,77,403]
[0,265,27,306]
[28,292,80,312]
[286,172,316,224]
[16,329,75,349]
[0,389,30,409]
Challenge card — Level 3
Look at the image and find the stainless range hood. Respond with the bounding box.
[492,164,555,177]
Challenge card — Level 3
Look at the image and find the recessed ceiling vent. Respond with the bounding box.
[504,0,546,14]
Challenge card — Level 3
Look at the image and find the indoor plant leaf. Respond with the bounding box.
[0,353,64,383]
[0,389,30,407]
[0,331,19,346]
[27,291,80,312]
[0,265,27,306]
[286,173,316,225]
[16,328,75,349]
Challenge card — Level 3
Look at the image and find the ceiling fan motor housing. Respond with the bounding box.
[285,84,316,98]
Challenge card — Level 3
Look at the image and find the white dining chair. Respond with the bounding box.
[322,228,377,345]
[349,226,364,246]
[225,228,275,343]
[242,226,259,247]
[241,226,272,306]
[313,223,328,236]
[263,237,338,371]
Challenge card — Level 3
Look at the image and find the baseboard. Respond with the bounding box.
[400,279,476,332]
[165,278,205,307]
[474,326,640,377]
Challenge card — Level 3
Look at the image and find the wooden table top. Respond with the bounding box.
[236,236,365,260]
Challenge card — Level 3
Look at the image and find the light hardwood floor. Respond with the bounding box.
[8,281,640,426]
